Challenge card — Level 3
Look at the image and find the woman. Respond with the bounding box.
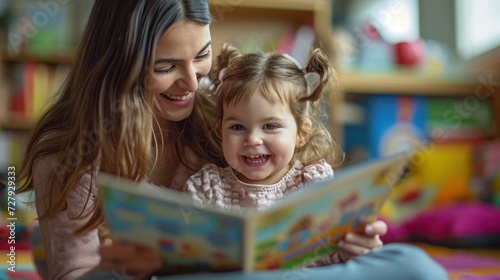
[18,0,447,279]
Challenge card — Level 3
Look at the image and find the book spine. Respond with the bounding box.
[243,217,256,272]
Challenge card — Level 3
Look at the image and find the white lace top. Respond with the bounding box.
[184,159,334,210]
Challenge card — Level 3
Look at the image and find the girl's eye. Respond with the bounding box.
[154,65,175,75]
[263,124,278,130]
[230,124,246,131]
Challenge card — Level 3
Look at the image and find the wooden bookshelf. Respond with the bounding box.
[210,0,328,11]
[208,0,338,137]
[0,115,34,131]
[466,45,500,77]
[209,0,332,51]
[209,0,333,53]
[2,52,74,65]
[0,0,84,138]
[2,0,496,140]
[341,69,479,96]
[464,46,500,137]
[339,68,500,145]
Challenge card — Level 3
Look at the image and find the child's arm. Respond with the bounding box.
[305,220,387,267]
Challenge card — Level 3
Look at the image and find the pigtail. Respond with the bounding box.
[294,48,342,168]
[301,48,337,103]
[203,44,243,167]
[213,43,241,83]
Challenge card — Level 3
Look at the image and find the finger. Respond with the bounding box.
[102,237,113,246]
[100,242,135,263]
[338,240,370,261]
[100,242,161,265]
[120,251,163,277]
[344,232,383,249]
[365,220,388,236]
[99,244,163,276]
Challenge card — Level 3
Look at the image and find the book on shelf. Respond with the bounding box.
[427,97,492,142]
[5,0,76,56]
[6,62,69,124]
[98,151,410,275]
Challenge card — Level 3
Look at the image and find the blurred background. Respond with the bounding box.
[0,0,499,279]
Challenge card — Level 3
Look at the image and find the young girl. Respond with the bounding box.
[185,44,338,204]
[185,44,344,264]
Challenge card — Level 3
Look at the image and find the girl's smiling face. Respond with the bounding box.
[151,21,212,124]
[222,89,299,185]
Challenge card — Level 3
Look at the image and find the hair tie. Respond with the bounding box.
[213,67,228,96]
[304,72,320,95]
[282,53,302,69]
[283,53,320,96]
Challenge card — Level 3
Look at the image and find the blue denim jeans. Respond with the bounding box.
[80,244,449,280]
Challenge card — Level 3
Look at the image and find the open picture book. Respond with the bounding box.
[98,151,410,275]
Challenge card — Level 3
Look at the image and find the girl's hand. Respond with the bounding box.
[94,239,163,279]
[338,220,387,262]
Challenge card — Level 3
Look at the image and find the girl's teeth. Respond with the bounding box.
[245,155,267,163]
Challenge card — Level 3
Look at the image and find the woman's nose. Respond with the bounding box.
[178,64,201,92]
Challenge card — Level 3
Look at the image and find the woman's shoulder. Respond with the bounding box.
[33,153,97,197]
[33,153,64,188]
[33,152,60,170]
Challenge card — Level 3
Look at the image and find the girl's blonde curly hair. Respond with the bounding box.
[208,44,342,167]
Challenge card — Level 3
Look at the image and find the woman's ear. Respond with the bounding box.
[296,119,312,148]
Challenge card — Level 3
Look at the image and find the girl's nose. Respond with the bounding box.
[245,132,263,146]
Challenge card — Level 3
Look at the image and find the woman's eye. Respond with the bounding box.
[195,50,211,60]
[155,66,175,74]
[264,124,278,130]
[230,124,246,131]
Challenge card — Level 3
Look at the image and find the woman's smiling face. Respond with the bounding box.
[151,20,212,123]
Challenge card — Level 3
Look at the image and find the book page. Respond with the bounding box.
[249,153,407,270]
[98,174,246,275]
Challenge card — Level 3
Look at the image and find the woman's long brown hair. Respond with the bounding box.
[17,0,220,234]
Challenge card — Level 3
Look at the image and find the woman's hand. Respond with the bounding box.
[93,239,163,279]
[338,220,387,262]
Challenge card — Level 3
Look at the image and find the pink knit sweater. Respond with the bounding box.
[185,160,333,210]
